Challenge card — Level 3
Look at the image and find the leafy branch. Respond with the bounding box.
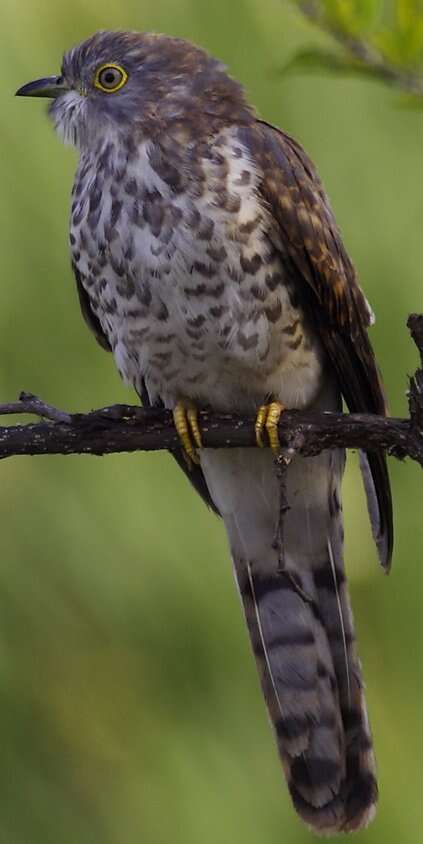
[288,0,423,99]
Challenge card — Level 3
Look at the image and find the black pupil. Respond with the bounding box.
[103,69,119,87]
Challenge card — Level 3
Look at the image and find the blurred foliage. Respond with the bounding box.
[1,0,423,842]
[289,0,423,98]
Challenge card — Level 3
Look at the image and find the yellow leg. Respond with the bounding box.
[173,401,202,465]
[255,401,285,454]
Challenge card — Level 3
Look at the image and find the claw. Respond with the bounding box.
[173,401,202,465]
[255,401,285,454]
[187,406,203,450]
[255,405,269,448]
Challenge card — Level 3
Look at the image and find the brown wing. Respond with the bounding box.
[72,263,219,514]
[239,119,393,569]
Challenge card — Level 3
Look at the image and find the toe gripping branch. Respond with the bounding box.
[255,401,285,454]
[173,400,285,463]
[173,401,203,464]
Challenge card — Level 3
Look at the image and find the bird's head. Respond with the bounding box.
[16,30,249,150]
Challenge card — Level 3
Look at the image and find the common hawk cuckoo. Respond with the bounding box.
[17,31,393,834]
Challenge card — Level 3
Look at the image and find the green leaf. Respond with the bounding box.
[397,0,423,32]
[281,45,423,98]
[322,0,383,35]
[374,20,423,66]
[281,46,382,79]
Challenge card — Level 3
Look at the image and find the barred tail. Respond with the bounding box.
[200,446,377,834]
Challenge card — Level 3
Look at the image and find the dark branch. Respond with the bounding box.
[0,316,422,466]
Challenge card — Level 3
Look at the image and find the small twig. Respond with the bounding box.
[12,391,73,424]
[296,0,423,97]
[407,314,423,368]
[407,314,423,432]
[273,457,291,570]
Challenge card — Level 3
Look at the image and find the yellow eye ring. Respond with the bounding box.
[94,63,128,93]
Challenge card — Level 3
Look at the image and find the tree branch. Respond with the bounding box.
[0,315,422,466]
[295,0,423,97]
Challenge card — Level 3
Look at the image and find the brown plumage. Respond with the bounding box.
[17,31,393,834]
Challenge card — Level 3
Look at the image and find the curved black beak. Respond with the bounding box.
[16,75,69,99]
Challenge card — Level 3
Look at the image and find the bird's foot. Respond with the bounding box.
[173,401,202,465]
[255,401,285,454]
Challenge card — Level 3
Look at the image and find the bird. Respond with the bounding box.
[17,30,393,834]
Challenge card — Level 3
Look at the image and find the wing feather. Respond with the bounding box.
[239,119,393,569]
[73,263,111,352]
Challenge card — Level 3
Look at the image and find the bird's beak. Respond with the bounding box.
[16,75,69,99]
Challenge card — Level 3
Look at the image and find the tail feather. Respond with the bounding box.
[200,445,377,835]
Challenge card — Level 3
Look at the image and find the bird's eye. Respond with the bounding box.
[94,64,128,93]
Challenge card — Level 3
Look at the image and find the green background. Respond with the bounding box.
[1,1,422,841]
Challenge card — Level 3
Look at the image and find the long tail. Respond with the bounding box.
[200,445,377,834]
